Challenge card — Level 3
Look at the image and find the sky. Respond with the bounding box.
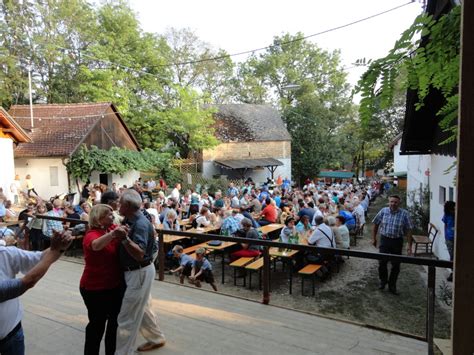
[128,0,423,96]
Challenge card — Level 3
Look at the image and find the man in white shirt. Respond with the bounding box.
[353,199,366,227]
[0,232,72,354]
[308,216,335,248]
[170,183,181,202]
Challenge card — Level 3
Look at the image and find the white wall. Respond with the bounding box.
[406,154,431,207]
[14,157,69,199]
[0,138,16,200]
[202,158,292,184]
[112,171,140,188]
[393,139,409,173]
[429,154,456,260]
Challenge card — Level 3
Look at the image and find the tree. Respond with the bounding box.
[163,28,234,104]
[233,33,355,182]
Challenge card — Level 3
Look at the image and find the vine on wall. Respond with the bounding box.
[66,145,174,182]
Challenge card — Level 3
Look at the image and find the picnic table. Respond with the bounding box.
[269,247,300,294]
[258,223,284,239]
[163,234,189,244]
[186,225,220,234]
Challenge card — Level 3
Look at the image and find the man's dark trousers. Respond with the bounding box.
[378,236,403,289]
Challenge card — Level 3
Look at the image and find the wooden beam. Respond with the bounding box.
[452,2,474,354]
[0,128,15,133]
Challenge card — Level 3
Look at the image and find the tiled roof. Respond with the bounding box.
[9,103,111,158]
[0,107,31,143]
[213,104,291,142]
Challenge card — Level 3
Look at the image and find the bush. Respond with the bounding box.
[406,186,430,235]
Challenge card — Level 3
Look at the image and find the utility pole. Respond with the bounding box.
[28,67,34,128]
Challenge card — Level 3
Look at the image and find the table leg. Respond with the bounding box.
[289,259,293,295]
[221,251,225,284]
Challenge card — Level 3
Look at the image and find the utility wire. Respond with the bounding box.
[154,1,415,67]
[52,1,413,75]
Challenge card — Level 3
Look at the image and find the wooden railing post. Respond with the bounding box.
[426,266,436,355]
[158,230,165,281]
[262,246,271,305]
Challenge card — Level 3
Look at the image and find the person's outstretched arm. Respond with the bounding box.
[0,231,72,302]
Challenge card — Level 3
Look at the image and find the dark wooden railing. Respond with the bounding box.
[156,229,452,355]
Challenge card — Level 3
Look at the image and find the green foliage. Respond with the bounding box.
[406,185,430,235]
[67,145,175,182]
[356,6,461,142]
[0,1,219,156]
[233,33,355,182]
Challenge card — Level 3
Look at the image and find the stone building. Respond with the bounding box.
[202,104,292,183]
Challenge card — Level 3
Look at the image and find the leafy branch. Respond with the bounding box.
[356,6,460,141]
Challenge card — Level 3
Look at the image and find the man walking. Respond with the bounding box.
[372,195,413,295]
[116,189,165,354]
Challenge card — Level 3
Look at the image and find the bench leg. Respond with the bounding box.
[312,275,315,296]
[301,276,305,296]
[414,243,418,256]
[249,271,252,290]
[233,268,237,286]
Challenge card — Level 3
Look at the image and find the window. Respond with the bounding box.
[449,187,454,201]
[439,186,446,205]
[49,166,59,186]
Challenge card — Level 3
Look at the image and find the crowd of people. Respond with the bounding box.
[3,172,459,354]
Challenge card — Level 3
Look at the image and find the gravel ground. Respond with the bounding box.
[162,195,452,339]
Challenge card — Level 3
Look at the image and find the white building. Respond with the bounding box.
[9,103,141,202]
[0,108,31,201]
[201,104,292,184]
[389,133,408,174]
[400,92,457,260]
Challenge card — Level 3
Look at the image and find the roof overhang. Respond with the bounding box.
[214,158,283,170]
[317,171,355,179]
[387,171,407,177]
[0,107,32,143]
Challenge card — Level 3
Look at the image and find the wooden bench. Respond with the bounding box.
[230,257,255,286]
[298,264,323,296]
[245,258,265,290]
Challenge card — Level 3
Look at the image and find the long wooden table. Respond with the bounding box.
[186,225,220,234]
[269,247,300,294]
[258,223,284,239]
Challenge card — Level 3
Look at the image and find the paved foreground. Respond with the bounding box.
[21,260,427,354]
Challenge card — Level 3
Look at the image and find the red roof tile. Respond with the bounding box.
[9,103,111,158]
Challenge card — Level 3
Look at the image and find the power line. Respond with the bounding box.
[52,1,413,75]
[154,1,415,68]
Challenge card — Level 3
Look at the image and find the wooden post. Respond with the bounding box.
[158,230,165,281]
[426,266,435,355]
[262,246,271,305]
[452,2,474,353]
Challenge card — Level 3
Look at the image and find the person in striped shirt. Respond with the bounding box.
[372,195,413,295]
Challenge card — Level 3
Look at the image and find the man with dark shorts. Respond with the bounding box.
[372,195,413,295]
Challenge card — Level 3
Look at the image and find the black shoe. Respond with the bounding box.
[388,287,400,295]
[378,282,386,290]
[447,273,453,282]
